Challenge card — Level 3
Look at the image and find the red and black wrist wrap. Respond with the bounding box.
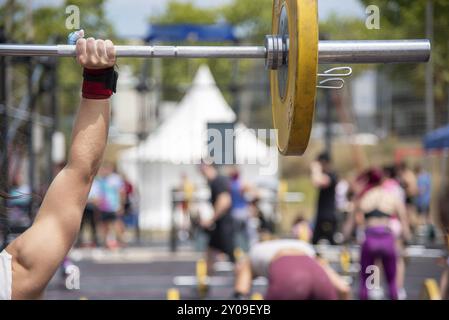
[82,67,118,99]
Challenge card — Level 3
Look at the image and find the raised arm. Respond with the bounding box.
[6,37,116,299]
[310,161,331,188]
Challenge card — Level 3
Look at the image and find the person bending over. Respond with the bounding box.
[0,32,117,299]
[233,239,351,300]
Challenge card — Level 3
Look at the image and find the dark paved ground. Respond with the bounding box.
[44,244,446,300]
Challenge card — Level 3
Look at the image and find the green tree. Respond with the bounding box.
[1,0,115,127]
[147,1,248,108]
[151,1,219,25]
[221,0,272,41]
[357,0,449,127]
[147,0,273,127]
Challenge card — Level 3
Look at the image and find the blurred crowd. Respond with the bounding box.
[6,155,436,256]
[75,162,139,249]
[172,154,446,300]
[5,154,446,299]
[176,165,276,253]
[306,152,438,299]
[310,153,434,247]
[175,154,436,254]
[5,162,140,250]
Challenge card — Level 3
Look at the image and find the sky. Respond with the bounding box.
[5,0,366,38]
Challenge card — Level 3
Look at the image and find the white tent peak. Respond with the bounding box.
[119,64,278,230]
[121,64,238,163]
[192,64,216,87]
[176,64,232,118]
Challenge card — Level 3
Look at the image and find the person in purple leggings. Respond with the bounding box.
[349,169,411,300]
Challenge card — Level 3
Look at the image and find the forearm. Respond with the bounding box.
[397,203,411,237]
[342,210,355,241]
[318,259,351,300]
[213,194,231,221]
[311,169,330,187]
[311,170,321,186]
[66,98,110,180]
[213,207,227,221]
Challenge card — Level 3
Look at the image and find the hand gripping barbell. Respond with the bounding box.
[0,0,431,155]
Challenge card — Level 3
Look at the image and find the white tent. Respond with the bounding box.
[119,65,278,230]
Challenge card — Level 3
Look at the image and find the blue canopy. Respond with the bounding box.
[424,124,449,150]
[144,24,237,43]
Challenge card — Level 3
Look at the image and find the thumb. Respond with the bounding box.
[68,29,85,45]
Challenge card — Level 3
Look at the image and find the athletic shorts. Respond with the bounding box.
[0,250,12,300]
[265,255,337,300]
[208,216,235,263]
[416,204,430,215]
[101,211,117,222]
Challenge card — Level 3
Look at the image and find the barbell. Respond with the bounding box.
[0,0,431,155]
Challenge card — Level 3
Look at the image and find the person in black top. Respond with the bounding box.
[199,163,236,276]
[310,153,338,245]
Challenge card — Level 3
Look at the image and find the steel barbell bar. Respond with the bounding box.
[0,38,431,68]
[0,0,434,158]
[0,0,432,158]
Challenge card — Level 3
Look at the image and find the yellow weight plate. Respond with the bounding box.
[271,0,318,155]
